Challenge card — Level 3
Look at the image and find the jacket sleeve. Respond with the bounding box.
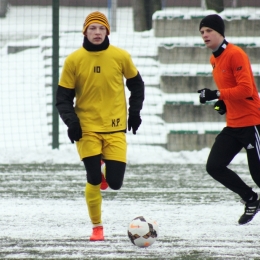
[126,72,145,116]
[56,85,80,127]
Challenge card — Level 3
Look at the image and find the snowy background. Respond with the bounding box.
[0,5,255,165]
[1,4,260,260]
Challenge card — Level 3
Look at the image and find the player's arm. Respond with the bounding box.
[126,72,145,134]
[217,52,253,100]
[56,85,82,143]
[56,85,80,127]
[126,71,145,116]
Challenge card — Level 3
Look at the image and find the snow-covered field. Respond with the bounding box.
[1,163,260,259]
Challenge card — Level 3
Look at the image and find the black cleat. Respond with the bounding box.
[238,198,260,225]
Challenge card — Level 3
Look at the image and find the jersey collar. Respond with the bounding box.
[83,36,109,52]
[213,39,229,58]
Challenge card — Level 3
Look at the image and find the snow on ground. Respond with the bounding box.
[1,163,260,259]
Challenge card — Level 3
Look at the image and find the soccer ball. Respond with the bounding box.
[127,216,158,247]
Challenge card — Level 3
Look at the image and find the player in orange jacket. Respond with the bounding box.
[198,14,260,225]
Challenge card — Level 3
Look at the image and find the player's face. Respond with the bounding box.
[85,23,107,45]
[200,26,224,50]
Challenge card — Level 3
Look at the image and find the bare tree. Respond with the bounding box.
[133,0,162,32]
[206,0,224,13]
[0,0,8,18]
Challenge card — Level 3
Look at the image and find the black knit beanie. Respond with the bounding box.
[199,14,225,37]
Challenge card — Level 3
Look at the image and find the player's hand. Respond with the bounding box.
[68,122,82,143]
[214,100,226,115]
[128,115,142,135]
[197,88,219,104]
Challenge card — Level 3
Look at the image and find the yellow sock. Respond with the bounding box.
[85,183,102,225]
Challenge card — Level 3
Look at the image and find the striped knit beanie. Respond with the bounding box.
[83,11,110,35]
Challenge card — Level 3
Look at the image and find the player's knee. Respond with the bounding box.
[87,174,101,186]
[105,160,126,190]
[206,160,222,177]
[108,180,123,190]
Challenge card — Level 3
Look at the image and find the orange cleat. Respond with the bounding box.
[90,226,104,241]
[100,160,109,190]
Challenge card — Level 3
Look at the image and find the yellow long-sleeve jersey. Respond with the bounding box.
[59,45,138,133]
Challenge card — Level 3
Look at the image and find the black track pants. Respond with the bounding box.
[206,125,260,201]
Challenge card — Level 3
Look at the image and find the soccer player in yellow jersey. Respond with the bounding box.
[56,11,144,241]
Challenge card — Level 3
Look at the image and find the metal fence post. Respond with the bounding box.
[52,0,59,149]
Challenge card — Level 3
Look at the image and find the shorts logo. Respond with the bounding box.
[247,143,254,149]
[112,118,120,127]
[94,66,101,73]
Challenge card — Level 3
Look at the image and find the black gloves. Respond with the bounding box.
[198,88,219,104]
[128,115,142,135]
[198,88,225,114]
[214,100,226,115]
[68,122,82,143]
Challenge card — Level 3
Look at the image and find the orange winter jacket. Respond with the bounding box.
[210,43,260,127]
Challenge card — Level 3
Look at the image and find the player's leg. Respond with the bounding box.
[239,125,260,225]
[207,127,259,224]
[105,160,126,190]
[246,125,260,187]
[102,132,127,190]
[83,155,104,241]
[206,128,253,200]
[100,159,109,190]
[76,132,104,240]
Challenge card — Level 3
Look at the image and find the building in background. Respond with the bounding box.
[7,0,260,7]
